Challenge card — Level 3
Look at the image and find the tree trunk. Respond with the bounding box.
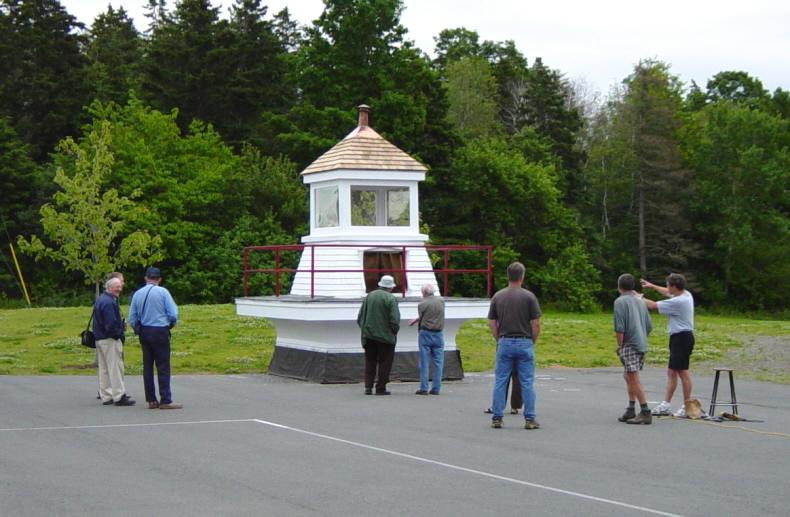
[638,178,646,276]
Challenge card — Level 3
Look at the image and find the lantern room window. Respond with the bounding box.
[351,187,409,227]
[315,186,339,228]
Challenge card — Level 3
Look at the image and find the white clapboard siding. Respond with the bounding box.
[290,247,364,297]
[289,246,438,298]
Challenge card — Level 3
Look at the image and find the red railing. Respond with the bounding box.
[242,244,494,298]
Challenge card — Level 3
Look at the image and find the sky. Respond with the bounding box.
[61,0,790,97]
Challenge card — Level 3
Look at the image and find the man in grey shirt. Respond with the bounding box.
[410,284,445,395]
[613,274,653,424]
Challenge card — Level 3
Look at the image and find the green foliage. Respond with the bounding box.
[287,0,454,168]
[445,57,501,138]
[681,102,790,309]
[587,60,698,285]
[85,6,143,106]
[65,97,306,303]
[0,0,89,161]
[141,0,291,147]
[428,136,595,309]
[16,122,163,297]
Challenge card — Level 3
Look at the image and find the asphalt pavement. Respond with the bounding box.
[1,367,788,516]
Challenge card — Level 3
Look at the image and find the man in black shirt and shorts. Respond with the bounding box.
[640,273,695,417]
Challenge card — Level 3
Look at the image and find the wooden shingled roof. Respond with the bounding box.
[301,106,428,175]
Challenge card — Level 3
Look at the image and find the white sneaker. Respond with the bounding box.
[674,406,686,418]
[652,401,672,415]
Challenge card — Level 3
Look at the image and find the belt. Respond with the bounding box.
[420,328,442,332]
[502,334,528,338]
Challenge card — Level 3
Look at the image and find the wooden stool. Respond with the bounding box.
[709,368,738,416]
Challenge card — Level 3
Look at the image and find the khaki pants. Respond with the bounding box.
[96,338,126,403]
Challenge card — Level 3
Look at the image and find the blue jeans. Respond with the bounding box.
[418,330,444,392]
[492,338,536,420]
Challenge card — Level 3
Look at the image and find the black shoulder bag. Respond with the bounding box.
[80,309,96,348]
[133,286,154,336]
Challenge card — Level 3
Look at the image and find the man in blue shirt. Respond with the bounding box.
[128,267,182,409]
[93,277,135,406]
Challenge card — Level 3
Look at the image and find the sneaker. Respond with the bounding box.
[510,408,519,415]
[429,390,440,395]
[491,417,503,429]
[618,407,636,422]
[674,406,686,418]
[524,419,541,430]
[114,394,136,407]
[651,401,672,416]
[148,401,159,409]
[101,399,114,406]
[626,411,652,425]
[415,390,429,395]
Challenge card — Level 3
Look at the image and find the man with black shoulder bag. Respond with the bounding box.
[93,277,135,406]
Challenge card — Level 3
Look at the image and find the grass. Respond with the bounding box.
[0,305,788,382]
[0,305,275,376]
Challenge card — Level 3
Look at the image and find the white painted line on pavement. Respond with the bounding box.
[252,418,684,517]
[0,419,254,432]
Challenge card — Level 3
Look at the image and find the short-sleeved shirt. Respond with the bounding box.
[614,293,652,352]
[657,290,694,335]
[487,286,541,338]
[417,295,445,331]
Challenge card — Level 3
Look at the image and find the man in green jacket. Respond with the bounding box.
[357,275,401,395]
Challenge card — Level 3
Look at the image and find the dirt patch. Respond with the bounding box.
[696,334,790,384]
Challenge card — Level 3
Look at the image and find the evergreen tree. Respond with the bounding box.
[260,0,453,171]
[0,0,88,161]
[621,60,697,279]
[86,6,144,106]
[141,0,224,132]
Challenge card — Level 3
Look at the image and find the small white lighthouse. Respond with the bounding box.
[236,106,489,382]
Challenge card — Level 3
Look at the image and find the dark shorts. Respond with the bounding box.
[617,346,645,373]
[668,331,695,370]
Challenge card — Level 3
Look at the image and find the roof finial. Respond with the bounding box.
[357,104,370,127]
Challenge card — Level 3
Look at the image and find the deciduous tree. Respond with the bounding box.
[17,122,162,297]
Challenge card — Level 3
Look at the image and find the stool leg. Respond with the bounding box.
[709,371,720,416]
[728,372,738,416]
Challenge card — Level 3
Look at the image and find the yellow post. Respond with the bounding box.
[9,243,31,306]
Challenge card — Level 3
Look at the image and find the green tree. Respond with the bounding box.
[141,0,224,132]
[0,117,43,298]
[682,102,790,309]
[584,61,699,296]
[85,5,143,106]
[705,70,769,108]
[141,0,290,147]
[428,136,597,310]
[444,57,500,138]
[17,122,162,297]
[0,0,88,161]
[432,27,482,71]
[623,60,697,279]
[277,0,453,169]
[73,97,306,302]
